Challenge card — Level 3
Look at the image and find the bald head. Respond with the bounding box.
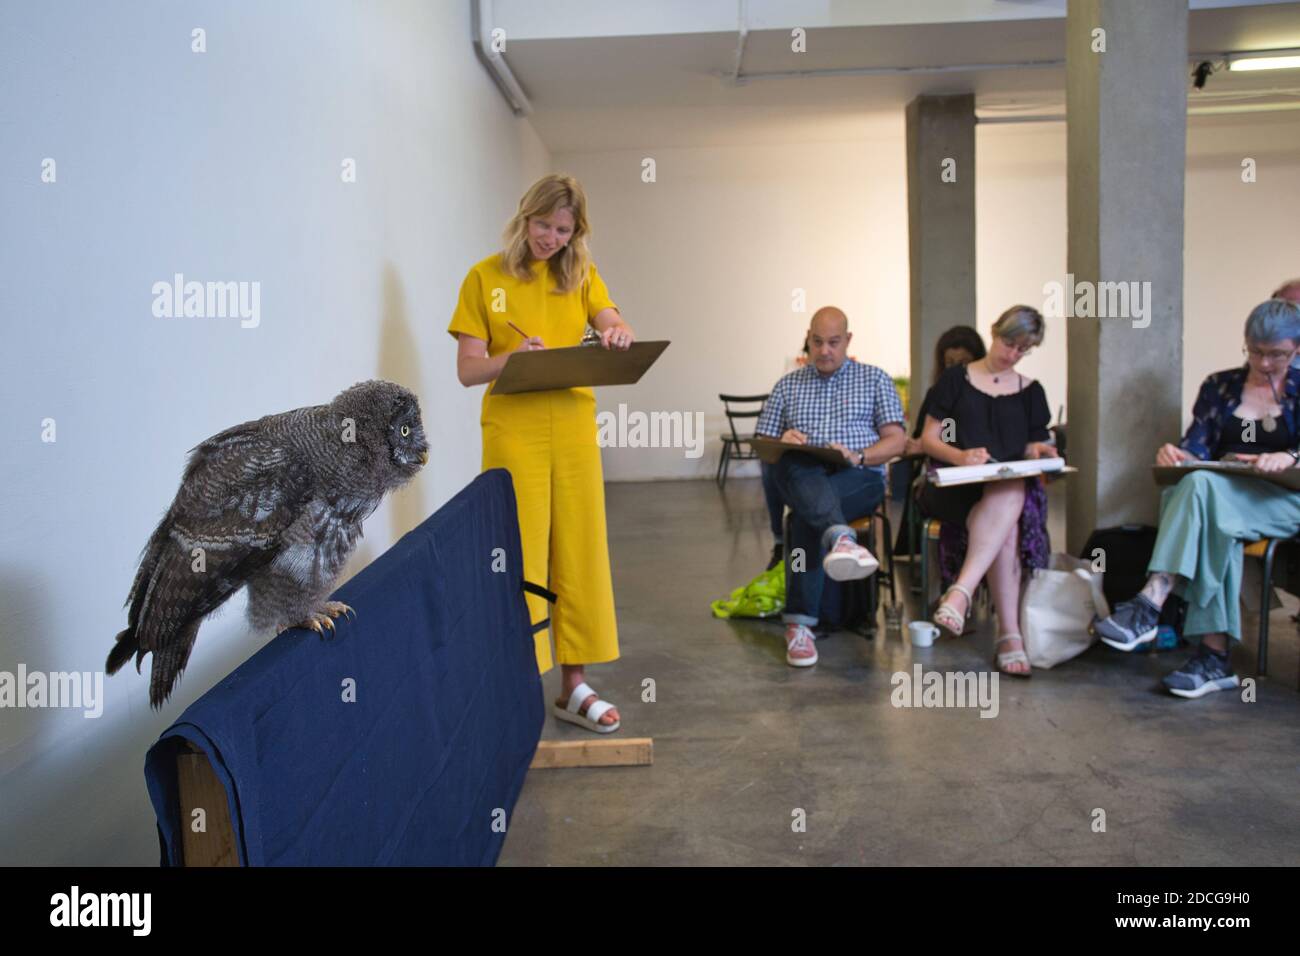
[810,306,849,337]
[1274,280,1300,305]
[806,306,852,377]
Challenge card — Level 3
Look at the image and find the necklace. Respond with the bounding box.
[984,358,1002,383]
[1249,369,1283,432]
[1263,372,1281,432]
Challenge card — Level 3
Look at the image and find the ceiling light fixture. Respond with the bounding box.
[1226,49,1300,72]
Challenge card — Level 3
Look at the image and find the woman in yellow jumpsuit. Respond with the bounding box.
[448,174,633,733]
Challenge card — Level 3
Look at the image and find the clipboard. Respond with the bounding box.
[1153,460,1300,492]
[491,340,670,395]
[930,458,1074,488]
[750,437,852,467]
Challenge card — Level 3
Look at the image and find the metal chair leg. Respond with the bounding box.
[906,482,923,596]
[860,522,878,638]
[716,442,730,488]
[878,510,896,604]
[920,523,930,615]
[1253,541,1274,676]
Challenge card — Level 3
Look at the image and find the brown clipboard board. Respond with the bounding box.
[491,340,670,395]
[750,437,851,467]
[1153,461,1300,492]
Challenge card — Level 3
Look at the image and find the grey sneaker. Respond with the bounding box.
[1094,594,1161,651]
[1163,644,1239,699]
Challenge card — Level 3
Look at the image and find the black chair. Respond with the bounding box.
[716,393,768,488]
[851,508,896,637]
[1249,533,1300,687]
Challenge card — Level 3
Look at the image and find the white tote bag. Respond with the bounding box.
[1020,553,1110,669]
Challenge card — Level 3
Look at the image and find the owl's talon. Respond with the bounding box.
[323,601,354,621]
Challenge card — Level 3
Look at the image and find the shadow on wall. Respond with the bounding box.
[0,566,57,776]
[377,262,431,548]
[0,579,284,865]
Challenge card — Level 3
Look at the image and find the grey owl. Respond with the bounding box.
[106,380,430,708]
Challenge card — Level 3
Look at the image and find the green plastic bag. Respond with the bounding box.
[710,562,785,619]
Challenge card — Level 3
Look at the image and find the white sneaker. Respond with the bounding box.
[822,533,879,581]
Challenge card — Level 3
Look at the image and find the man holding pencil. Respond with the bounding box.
[754,306,907,666]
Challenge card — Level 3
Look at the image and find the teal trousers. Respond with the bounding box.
[1149,470,1300,641]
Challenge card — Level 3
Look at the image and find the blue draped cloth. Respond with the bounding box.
[144,468,544,866]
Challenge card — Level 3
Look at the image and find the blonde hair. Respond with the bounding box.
[500,174,592,294]
[991,305,1046,348]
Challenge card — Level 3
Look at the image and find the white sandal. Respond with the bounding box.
[554,681,621,734]
[933,584,973,637]
[994,634,1032,678]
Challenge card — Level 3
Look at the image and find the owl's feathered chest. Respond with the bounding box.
[263,497,370,589]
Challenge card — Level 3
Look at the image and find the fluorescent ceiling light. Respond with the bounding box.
[1227,51,1300,72]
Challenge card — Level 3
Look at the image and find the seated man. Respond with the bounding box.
[1093,299,1300,697]
[755,306,906,667]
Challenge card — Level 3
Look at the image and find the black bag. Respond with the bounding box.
[1079,524,1189,635]
[1079,524,1157,608]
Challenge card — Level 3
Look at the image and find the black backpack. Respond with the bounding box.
[1080,525,1157,607]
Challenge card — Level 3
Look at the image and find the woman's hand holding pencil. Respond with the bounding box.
[507,320,546,351]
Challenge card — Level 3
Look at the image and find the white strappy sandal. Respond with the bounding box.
[933,584,973,637]
[994,634,1032,678]
[554,681,621,734]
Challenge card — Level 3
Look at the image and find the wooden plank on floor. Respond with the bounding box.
[530,737,653,769]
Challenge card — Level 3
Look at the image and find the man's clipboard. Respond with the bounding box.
[1153,460,1300,492]
[491,340,670,395]
[750,437,851,467]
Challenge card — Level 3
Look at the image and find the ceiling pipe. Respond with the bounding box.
[732,58,1064,82]
[471,0,533,116]
[728,0,750,85]
[978,100,1300,123]
[731,48,1300,84]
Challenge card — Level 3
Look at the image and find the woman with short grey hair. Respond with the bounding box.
[1094,298,1300,698]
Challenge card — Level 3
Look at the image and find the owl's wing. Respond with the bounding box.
[131,418,315,667]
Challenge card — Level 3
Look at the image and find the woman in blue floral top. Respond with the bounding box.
[1094,299,1300,698]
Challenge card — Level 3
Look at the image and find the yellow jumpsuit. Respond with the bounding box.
[448,253,620,674]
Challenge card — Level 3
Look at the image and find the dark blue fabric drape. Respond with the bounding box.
[144,468,544,866]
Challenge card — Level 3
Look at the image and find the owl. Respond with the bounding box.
[106,380,430,708]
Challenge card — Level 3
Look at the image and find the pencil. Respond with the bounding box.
[506,320,530,340]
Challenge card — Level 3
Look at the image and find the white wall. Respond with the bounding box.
[564,109,1300,481]
[0,0,549,864]
[560,120,911,482]
[1184,113,1300,407]
[980,112,1300,432]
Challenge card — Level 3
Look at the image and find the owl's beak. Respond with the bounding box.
[418,451,429,465]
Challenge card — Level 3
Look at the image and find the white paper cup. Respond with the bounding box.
[908,621,939,647]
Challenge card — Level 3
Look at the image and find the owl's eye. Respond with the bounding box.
[400,425,411,438]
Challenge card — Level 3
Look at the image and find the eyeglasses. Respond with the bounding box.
[1243,346,1297,364]
[1000,337,1034,357]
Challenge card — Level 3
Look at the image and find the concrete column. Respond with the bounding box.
[906,94,975,420]
[1065,0,1187,554]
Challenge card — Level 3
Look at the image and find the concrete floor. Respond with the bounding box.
[500,477,1300,866]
